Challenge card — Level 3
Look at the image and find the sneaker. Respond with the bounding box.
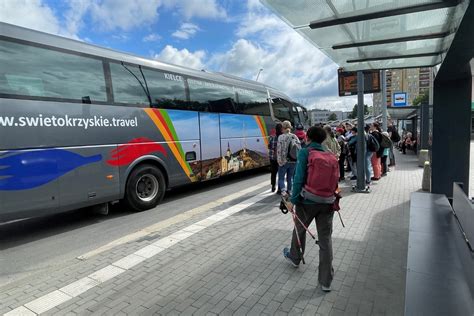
[350,176,357,180]
[321,284,331,292]
[283,247,299,268]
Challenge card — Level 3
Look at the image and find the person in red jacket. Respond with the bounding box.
[294,123,307,146]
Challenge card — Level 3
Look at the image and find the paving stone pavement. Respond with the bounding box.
[1,151,422,315]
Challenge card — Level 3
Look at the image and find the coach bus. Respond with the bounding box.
[0,22,308,221]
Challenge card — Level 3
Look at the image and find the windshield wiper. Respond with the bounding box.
[121,62,152,106]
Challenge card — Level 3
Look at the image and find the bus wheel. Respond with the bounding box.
[125,164,165,211]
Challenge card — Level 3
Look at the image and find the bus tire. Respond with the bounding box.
[125,164,166,212]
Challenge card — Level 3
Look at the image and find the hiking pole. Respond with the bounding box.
[336,211,345,228]
[290,208,316,240]
[290,207,306,265]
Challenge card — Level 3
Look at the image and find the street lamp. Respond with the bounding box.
[255,68,263,81]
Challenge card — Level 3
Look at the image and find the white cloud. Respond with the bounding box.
[89,0,161,31]
[163,0,226,20]
[143,33,161,42]
[172,23,200,40]
[0,0,76,38]
[154,45,206,70]
[206,1,366,111]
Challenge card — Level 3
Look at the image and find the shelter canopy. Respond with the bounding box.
[261,0,470,71]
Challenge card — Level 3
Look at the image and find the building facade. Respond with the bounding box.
[373,67,433,113]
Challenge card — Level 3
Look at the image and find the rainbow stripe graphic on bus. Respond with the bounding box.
[144,109,198,182]
[0,149,101,190]
[254,115,269,147]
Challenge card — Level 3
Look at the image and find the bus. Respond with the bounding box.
[0,22,308,222]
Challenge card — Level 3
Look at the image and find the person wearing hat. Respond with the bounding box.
[294,123,307,147]
[276,120,301,195]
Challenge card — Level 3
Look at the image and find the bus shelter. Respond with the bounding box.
[261,0,473,313]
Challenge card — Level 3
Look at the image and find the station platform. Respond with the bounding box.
[1,151,422,316]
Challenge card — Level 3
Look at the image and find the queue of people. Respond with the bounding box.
[269,120,401,293]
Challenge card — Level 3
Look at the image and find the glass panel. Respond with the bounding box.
[110,63,149,105]
[188,78,237,113]
[235,88,270,116]
[271,98,293,122]
[142,69,187,110]
[0,39,106,101]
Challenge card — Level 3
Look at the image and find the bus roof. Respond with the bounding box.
[0,22,292,100]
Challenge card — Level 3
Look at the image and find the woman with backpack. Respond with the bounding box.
[268,123,283,192]
[283,126,338,292]
[276,120,301,195]
[369,123,383,180]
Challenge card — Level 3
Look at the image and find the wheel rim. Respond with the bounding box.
[135,174,159,202]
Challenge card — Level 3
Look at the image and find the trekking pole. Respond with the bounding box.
[336,211,345,227]
[290,208,316,240]
[290,207,306,265]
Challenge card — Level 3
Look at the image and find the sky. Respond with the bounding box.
[0,0,372,111]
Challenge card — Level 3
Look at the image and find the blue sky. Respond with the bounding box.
[0,0,370,110]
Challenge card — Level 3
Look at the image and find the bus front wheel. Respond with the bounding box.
[125,164,166,211]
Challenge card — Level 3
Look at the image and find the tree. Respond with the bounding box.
[328,113,337,121]
[413,92,429,106]
[348,104,370,119]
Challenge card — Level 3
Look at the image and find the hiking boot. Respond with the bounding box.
[321,284,331,292]
[283,247,299,268]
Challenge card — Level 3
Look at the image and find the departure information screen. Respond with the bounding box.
[338,69,381,96]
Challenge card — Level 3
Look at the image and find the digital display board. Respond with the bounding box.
[338,69,381,96]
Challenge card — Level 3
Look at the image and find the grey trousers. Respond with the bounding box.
[289,203,335,287]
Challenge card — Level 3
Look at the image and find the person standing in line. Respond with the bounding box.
[364,124,375,185]
[294,123,307,148]
[370,123,383,181]
[322,125,341,158]
[387,121,400,166]
[347,127,358,180]
[268,123,283,193]
[336,128,347,181]
[277,120,300,195]
[381,132,391,176]
[283,126,337,292]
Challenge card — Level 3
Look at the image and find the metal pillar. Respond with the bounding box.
[420,101,429,149]
[356,71,367,191]
[432,76,471,196]
[381,70,388,131]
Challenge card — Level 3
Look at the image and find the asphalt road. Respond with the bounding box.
[0,169,270,287]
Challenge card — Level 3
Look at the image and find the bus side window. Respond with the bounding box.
[236,89,270,116]
[188,78,236,113]
[142,69,187,110]
[271,97,292,122]
[109,63,149,106]
[0,39,106,102]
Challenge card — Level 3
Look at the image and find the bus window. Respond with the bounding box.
[142,69,187,110]
[188,78,236,113]
[235,88,270,116]
[271,97,293,122]
[110,62,149,105]
[0,39,106,102]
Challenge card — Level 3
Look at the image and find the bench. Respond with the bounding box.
[405,188,474,315]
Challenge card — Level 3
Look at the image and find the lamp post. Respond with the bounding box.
[255,68,263,81]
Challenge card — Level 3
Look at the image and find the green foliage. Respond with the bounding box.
[328,113,338,121]
[348,104,370,119]
[413,92,429,106]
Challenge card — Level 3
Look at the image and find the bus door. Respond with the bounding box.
[199,112,221,180]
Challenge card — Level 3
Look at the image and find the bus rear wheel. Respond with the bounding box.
[125,164,165,212]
